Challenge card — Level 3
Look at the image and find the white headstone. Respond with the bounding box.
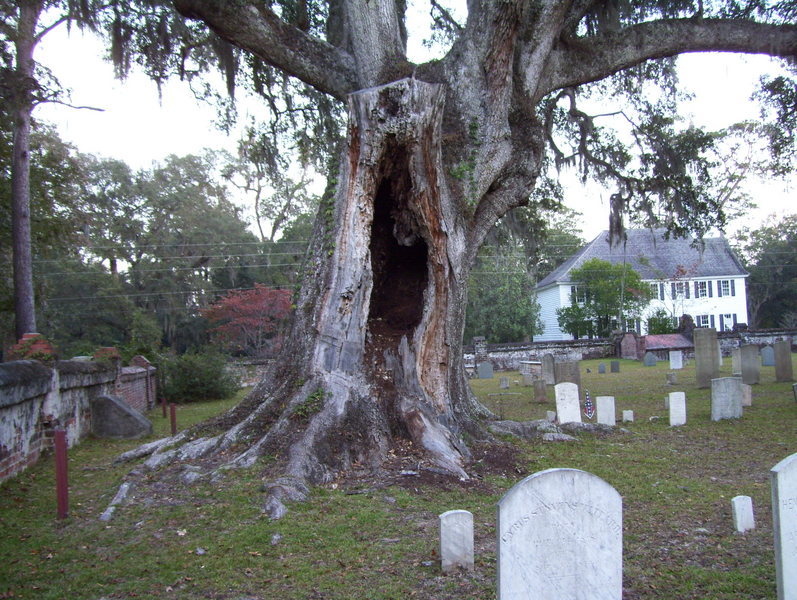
[669,391,686,427]
[596,396,616,426]
[669,350,684,370]
[742,383,753,407]
[554,382,582,424]
[771,452,797,600]
[711,377,743,421]
[731,495,755,533]
[439,510,474,572]
[497,468,623,600]
[622,410,634,423]
[546,410,557,423]
[731,347,741,375]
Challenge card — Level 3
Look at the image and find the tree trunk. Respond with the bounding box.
[11,2,40,340]
[129,79,492,517]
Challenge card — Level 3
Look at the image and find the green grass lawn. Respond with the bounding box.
[1,358,796,599]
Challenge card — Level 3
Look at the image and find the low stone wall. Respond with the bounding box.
[0,357,156,482]
[719,328,797,355]
[464,339,615,371]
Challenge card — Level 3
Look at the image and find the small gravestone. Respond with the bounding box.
[666,372,677,386]
[533,379,548,404]
[718,341,724,369]
[554,360,581,388]
[554,382,581,424]
[742,383,753,407]
[643,352,657,367]
[731,347,741,375]
[622,410,634,423]
[793,382,797,401]
[740,344,760,385]
[669,392,686,427]
[598,362,606,374]
[90,395,153,439]
[596,396,616,426]
[477,361,494,379]
[541,353,556,385]
[669,350,683,370]
[731,496,755,533]
[497,468,622,600]
[439,510,474,572]
[771,452,797,600]
[546,410,557,422]
[774,340,794,383]
[499,376,509,389]
[610,360,620,373]
[762,345,776,367]
[694,328,720,388]
[711,377,743,421]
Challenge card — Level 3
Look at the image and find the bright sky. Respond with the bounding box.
[34,12,795,243]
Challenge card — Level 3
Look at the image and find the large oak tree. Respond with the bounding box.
[121,0,797,516]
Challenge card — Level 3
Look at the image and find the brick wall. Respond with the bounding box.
[0,357,155,483]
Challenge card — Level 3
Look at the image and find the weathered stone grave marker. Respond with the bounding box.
[439,510,474,572]
[711,377,743,421]
[477,361,494,379]
[596,396,616,426]
[500,376,509,389]
[496,468,623,600]
[669,350,683,370]
[695,328,720,388]
[598,362,606,374]
[554,360,581,389]
[742,383,753,407]
[533,379,548,404]
[666,372,677,386]
[622,410,634,423]
[643,352,657,367]
[740,344,760,385]
[542,354,556,385]
[762,345,776,367]
[554,382,581,424]
[731,347,741,375]
[731,496,755,533]
[774,340,794,383]
[771,452,797,600]
[610,360,620,373]
[669,392,686,426]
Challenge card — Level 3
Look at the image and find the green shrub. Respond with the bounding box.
[160,349,239,402]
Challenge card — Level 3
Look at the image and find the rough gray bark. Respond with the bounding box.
[10,1,40,340]
[136,0,797,516]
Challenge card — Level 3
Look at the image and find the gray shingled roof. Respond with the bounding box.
[536,229,748,289]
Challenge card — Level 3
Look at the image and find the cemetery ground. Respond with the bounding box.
[1,357,795,599]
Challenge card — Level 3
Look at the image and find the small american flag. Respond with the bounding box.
[584,391,595,419]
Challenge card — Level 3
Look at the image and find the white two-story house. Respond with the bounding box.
[534,229,749,341]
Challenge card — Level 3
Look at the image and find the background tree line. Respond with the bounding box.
[0,115,306,359]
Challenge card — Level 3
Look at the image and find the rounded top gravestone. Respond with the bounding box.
[497,468,623,600]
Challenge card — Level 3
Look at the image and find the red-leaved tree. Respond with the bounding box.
[202,285,292,358]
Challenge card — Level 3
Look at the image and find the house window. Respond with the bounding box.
[649,283,664,300]
[571,285,587,304]
[695,281,708,298]
[717,279,736,297]
[674,282,686,298]
[696,314,711,328]
[719,313,736,331]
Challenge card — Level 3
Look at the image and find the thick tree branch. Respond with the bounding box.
[534,18,797,99]
[173,0,358,100]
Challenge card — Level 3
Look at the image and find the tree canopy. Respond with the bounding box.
[557,258,651,338]
[735,214,797,328]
